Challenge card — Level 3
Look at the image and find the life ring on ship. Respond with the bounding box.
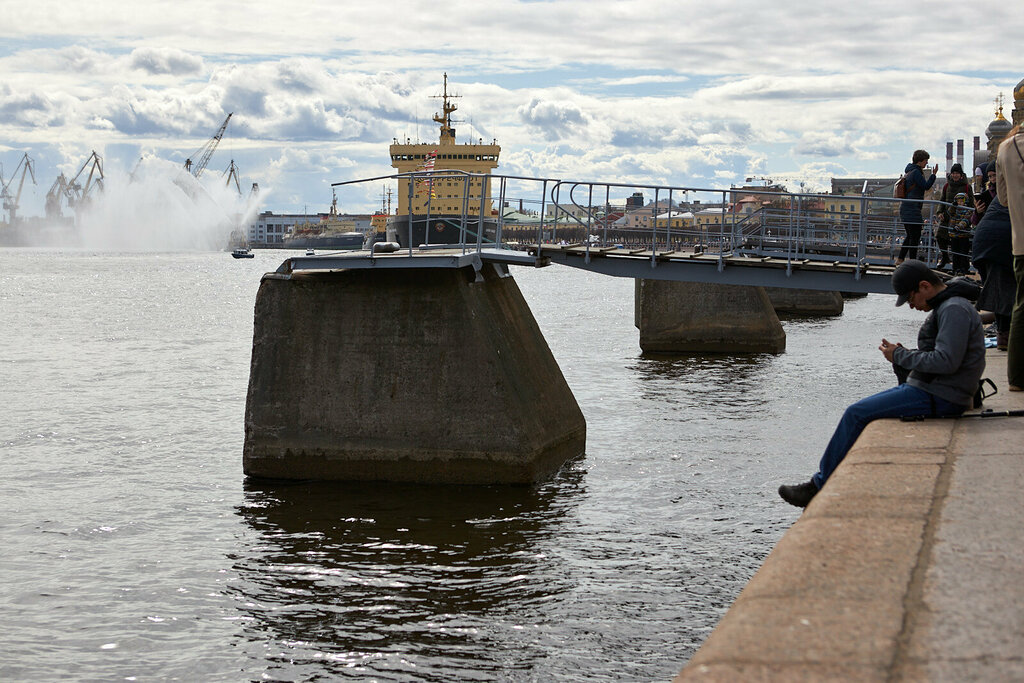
[435,222,445,232]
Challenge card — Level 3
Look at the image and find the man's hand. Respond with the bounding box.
[879,338,903,362]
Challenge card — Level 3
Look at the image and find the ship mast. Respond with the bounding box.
[431,72,460,145]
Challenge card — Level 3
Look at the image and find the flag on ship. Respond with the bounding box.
[416,149,438,198]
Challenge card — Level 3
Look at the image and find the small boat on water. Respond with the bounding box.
[231,248,254,259]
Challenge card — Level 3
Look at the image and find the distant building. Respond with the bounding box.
[730,195,771,215]
[546,203,592,219]
[695,207,728,230]
[823,197,866,215]
[247,211,372,246]
[653,210,695,229]
[615,200,675,229]
[830,178,899,198]
[248,212,314,246]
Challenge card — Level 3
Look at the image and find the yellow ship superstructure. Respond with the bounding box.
[389,74,500,225]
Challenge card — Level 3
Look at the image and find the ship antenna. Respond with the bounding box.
[431,72,460,143]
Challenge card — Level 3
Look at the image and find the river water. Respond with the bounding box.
[0,248,920,681]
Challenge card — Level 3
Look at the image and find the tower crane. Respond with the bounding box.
[1,153,37,224]
[184,113,233,179]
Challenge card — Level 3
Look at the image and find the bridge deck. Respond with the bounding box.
[277,244,902,295]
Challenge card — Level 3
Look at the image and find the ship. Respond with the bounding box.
[386,73,501,247]
[282,190,365,250]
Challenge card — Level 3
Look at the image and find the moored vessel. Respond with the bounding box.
[282,190,365,250]
[386,73,501,247]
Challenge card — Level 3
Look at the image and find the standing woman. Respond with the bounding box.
[972,195,1014,349]
[897,149,938,263]
[997,125,1024,390]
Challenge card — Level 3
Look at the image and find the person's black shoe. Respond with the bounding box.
[778,480,819,508]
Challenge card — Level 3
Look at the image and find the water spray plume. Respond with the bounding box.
[73,157,263,251]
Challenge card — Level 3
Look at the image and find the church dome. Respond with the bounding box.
[1015,77,1024,103]
[987,110,1012,139]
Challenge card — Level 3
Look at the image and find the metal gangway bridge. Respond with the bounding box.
[278,171,954,295]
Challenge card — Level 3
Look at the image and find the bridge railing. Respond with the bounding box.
[332,172,948,266]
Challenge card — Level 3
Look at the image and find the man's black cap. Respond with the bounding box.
[892,259,933,306]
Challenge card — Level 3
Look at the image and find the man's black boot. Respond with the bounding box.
[778,480,819,508]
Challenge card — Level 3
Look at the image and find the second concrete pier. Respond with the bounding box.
[635,279,786,353]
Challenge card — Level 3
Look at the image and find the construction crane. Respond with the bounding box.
[184,113,233,179]
[1,153,37,224]
[67,151,105,212]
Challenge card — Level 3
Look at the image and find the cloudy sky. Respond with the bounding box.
[1,0,1022,218]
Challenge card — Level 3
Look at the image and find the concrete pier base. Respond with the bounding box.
[634,279,786,354]
[243,263,586,484]
[764,287,844,316]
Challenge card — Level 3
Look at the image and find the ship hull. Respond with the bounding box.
[386,215,499,248]
[282,232,364,250]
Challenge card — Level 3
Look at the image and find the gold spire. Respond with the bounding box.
[995,92,1006,120]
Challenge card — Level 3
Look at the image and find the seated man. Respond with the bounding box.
[778,260,986,508]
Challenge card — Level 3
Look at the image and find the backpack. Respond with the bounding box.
[894,172,911,198]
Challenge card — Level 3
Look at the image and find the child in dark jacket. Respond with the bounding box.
[936,163,974,269]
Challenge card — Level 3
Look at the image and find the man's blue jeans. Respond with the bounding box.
[812,384,965,489]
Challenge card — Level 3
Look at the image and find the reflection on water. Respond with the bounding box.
[629,353,779,420]
[1,253,924,681]
[231,470,584,680]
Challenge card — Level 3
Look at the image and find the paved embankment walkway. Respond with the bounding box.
[676,348,1024,681]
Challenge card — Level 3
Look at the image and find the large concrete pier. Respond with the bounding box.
[243,263,586,484]
[676,349,1023,681]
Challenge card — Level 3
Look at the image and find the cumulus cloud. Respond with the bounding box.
[794,133,853,158]
[0,90,67,127]
[1,1,1022,218]
[129,47,203,76]
[517,97,589,141]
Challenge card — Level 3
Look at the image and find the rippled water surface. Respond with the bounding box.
[0,249,921,680]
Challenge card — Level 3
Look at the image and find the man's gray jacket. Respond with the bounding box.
[892,280,986,407]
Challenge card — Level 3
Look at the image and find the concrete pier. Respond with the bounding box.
[244,263,586,484]
[635,279,786,354]
[764,287,844,316]
[676,349,1024,681]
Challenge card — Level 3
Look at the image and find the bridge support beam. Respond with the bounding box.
[635,279,786,354]
[764,287,844,316]
[244,263,586,484]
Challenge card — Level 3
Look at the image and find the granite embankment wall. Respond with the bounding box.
[676,349,1024,681]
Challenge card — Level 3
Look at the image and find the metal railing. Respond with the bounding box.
[333,172,951,267]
